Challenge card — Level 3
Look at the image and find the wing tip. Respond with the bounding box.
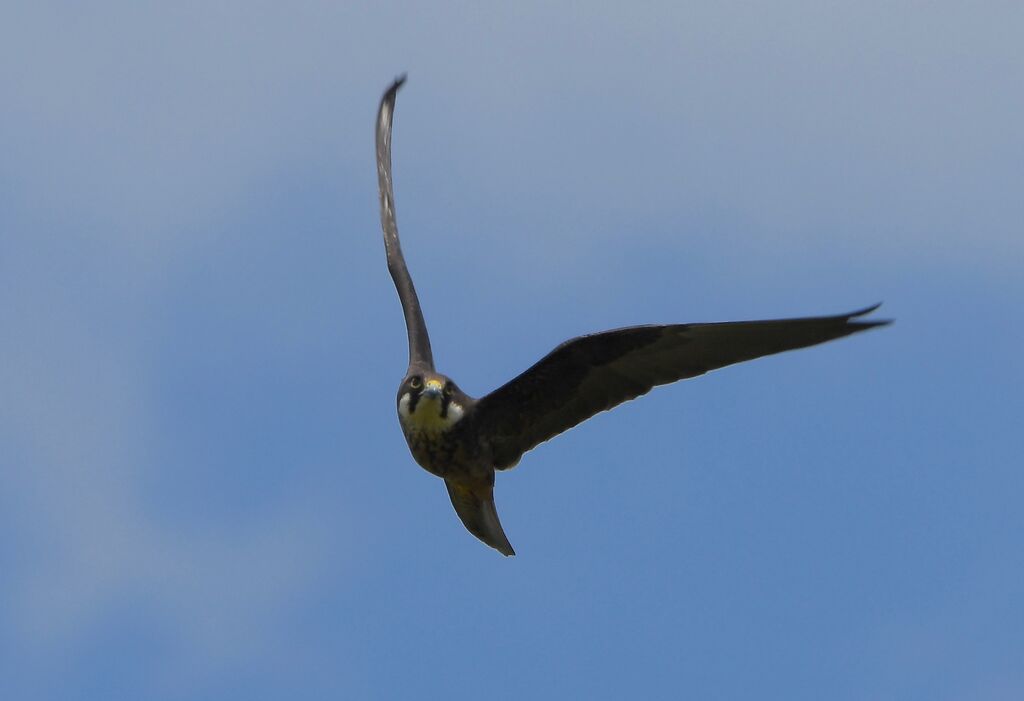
[384,74,407,100]
[847,302,893,330]
[378,75,408,121]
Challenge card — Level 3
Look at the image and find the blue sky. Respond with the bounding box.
[2,2,1022,699]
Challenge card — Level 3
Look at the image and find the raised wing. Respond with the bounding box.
[474,305,890,469]
[376,75,434,371]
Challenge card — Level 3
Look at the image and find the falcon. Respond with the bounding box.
[375,76,889,556]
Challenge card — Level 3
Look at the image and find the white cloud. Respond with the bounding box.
[0,3,1021,695]
[0,274,337,685]
[2,1,1020,275]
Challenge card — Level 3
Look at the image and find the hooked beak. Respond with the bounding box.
[423,379,444,399]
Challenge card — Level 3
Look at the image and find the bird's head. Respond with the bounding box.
[397,372,468,432]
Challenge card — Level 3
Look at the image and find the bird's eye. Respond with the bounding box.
[410,376,422,389]
[443,382,454,397]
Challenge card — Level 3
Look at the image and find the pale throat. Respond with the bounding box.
[398,392,465,433]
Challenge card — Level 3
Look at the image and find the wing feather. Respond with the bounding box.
[376,75,434,371]
[474,305,890,469]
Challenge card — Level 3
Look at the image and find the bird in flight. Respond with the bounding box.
[375,76,889,556]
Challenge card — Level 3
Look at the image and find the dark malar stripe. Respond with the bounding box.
[407,390,422,415]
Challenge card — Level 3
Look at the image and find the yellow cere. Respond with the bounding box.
[425,379,444,391]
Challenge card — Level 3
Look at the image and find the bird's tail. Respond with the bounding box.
[444,478,515,556]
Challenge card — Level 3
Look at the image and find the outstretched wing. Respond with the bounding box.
[473,305,890,469]
[376,75,435,371]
